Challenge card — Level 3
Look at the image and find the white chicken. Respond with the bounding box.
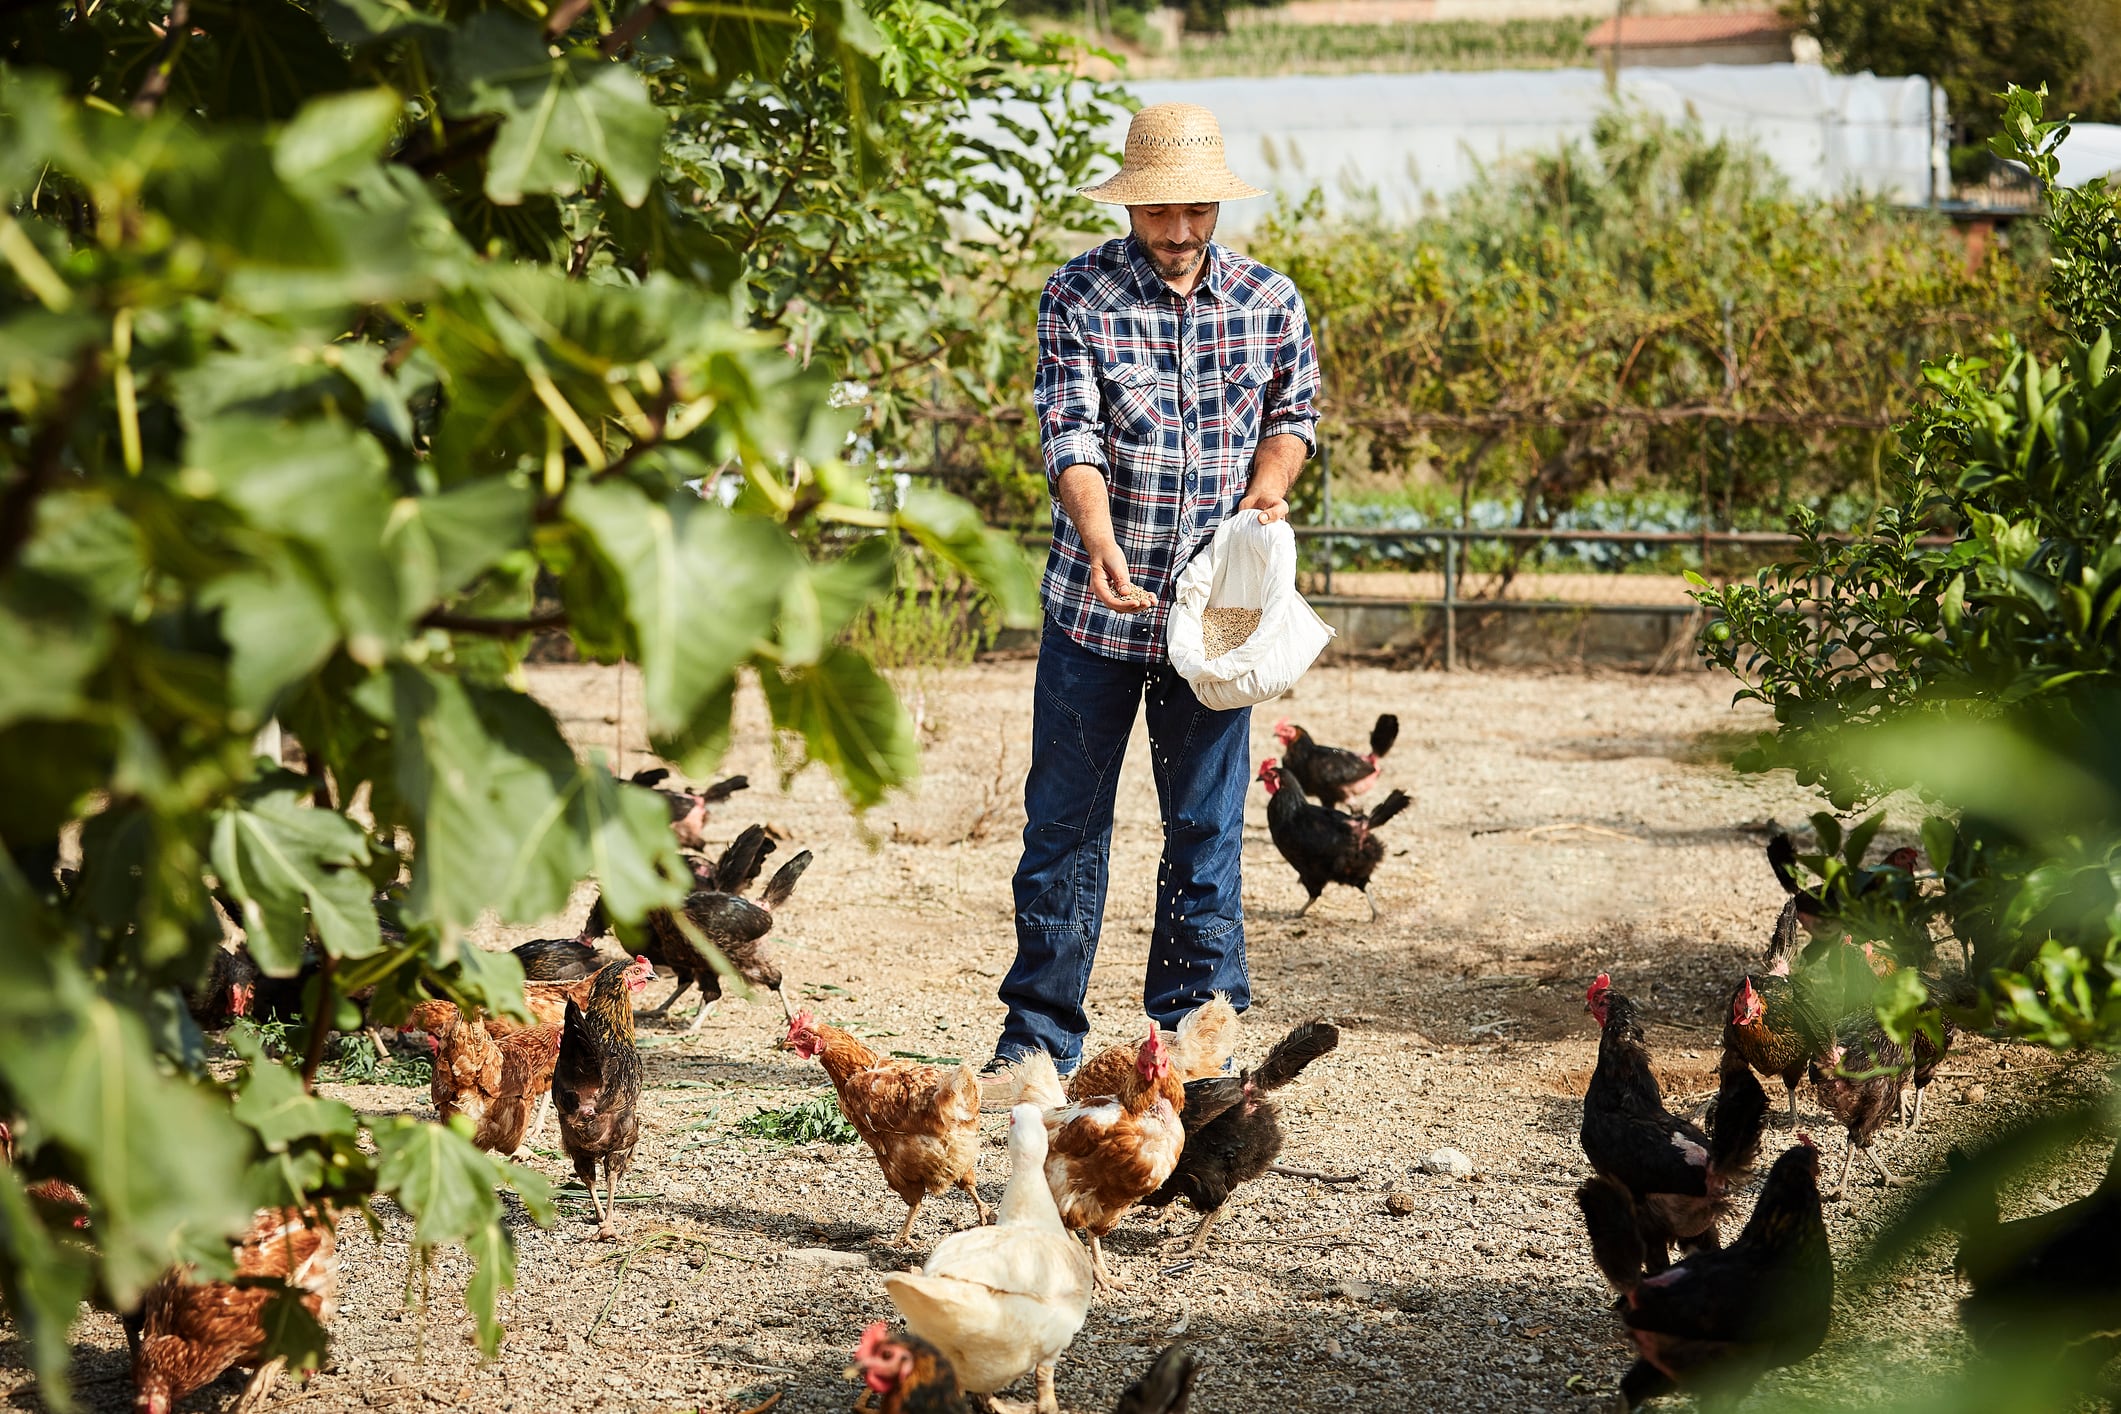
[882,1103,1095,1414]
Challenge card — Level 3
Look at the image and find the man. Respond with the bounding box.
[987,102,1321,1076]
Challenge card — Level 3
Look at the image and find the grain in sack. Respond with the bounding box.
[1166,509,1335,711]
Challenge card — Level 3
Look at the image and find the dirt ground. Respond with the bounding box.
[26,659,2112,1414]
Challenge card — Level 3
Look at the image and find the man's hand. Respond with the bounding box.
[1240,432,1307,525]
[1237,487,1289,524]
[1087,538,1151,614]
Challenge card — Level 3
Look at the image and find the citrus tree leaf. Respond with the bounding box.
[228,1031,359,1151]
[209,784,380,973]
[0,937,252,1305]
[253,1281,332,1374]
[895,486,1038,628]
[565,480,797,737]
[275,87,402,187]
[759,646,916,808]
[0,1167,92,1414]
[453,11,666,207]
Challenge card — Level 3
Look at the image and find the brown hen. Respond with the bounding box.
[785,1011,988,1245]
[132,1206,339,1414]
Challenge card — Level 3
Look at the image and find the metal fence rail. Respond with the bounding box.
[1290,523,1758,670]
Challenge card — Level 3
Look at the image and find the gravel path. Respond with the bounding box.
[26,661,2110,1414]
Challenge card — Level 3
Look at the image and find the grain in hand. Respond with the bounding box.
[1201,606,1262,658]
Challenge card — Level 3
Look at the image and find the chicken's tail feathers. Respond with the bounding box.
[1250,1020,1340,1093]
[1366,789,1413,831]
[760,850,814,910]
[712,824,773,894]
[1708,1060,1770,1182]
[982,1050,1067,1112]
[628,766,672,789]
[1575,1175,1647,1293]
[1369,713,1400,760]
[1765,897,1804,966]
[1113,1343,1199,1414]
[701,775,749,804]
[1767,831,1802,896]
[1168,994,1241,1082]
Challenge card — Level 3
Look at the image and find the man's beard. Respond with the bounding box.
[1148,243,1205,280]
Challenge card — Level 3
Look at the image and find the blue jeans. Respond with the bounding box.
[997,621,1252,1070]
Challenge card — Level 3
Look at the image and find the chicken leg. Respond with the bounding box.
[528,1090,551,1145]
[1361,887,1379,922]
[894,1197,924,1247]
[1829,1140,1857,1202]
[645,976,692,1018]
[685,998,718,1036]
[1905,1083,1930,1131]
[600,1163,622,1240]
[1780,1080,1800,1129]
[1086,1234,1123,1291]
[1866,1144,1911,1188]
[1035,1360,1060,1414]
[1295,895,1317,919]
[1164,1205,1226,1255]
[958,1175,992,1227]
[233,1357,287,1414]
[776,983,794,1022]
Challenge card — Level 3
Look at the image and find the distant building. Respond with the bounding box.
[1583,11,1799,67]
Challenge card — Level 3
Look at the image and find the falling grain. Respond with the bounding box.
[1201,606,1262,658]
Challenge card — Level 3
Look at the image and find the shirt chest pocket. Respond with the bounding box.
[1223,361,1271,445]
[1098,360,1172,444]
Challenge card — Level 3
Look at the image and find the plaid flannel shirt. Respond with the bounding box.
[1034,235,1321,662]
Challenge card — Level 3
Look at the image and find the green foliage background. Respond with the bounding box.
[0,0,1118,1403]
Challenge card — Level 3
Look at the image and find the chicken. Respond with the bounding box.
[1112,1344,1199,1414]
[1905,972,1972,1130]
[1141,1020,1340,1253]
[1019,1029,1187,1290]
[1576,1138,1833,1409]
[1951,1135,2121,1355]
[1809,1013,1910,1199]
[511,933,605,982]
[132,1206,339,1414]
[1256,759,1410,920]
[1064,995,1241,1102]
[403,973,600,1037]
[1270,714,1399,806]
[187,943,259,1032]
[1582,978,1768,1273]
[553,957,655,1239]
[1722,965,1823,1129]
[625,828,812,1032]
[431,1014,563,1155]
[852,1327,1197,1414]
[784,1010,988,1244]
[883,1103,1094,1414]
[629,765,748,852]
[852,1325,968,1414]
[1767,830,1921,934]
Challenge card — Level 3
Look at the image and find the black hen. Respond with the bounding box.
[511,934,604,982]
[553,959,648,1240]
[1767,831,1922,935]
[630,766,748,851]
[1577,1139,1834,1409]
[1952,1136,2121,1356]
[641,837,813,1034]
[1257,760,1410,920]
[1582,978,1769,1272]
[602,824,770,1022]
[1270,714,1398,806]
[1113,1344,1198,1414]
[1808,1014,1908,1198]
[1143,1020,1341,1252]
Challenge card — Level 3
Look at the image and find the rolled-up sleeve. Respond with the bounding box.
[1261,293,1321,456]
[1034,280,1106,487]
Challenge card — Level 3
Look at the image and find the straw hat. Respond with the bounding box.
[1080,102,1266,205]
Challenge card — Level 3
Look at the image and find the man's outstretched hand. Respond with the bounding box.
[1088,539,1152,613]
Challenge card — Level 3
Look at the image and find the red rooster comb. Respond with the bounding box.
[787,1009,816,1039]
[852,1322,910,1394]
[1585,974,1611,1005]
